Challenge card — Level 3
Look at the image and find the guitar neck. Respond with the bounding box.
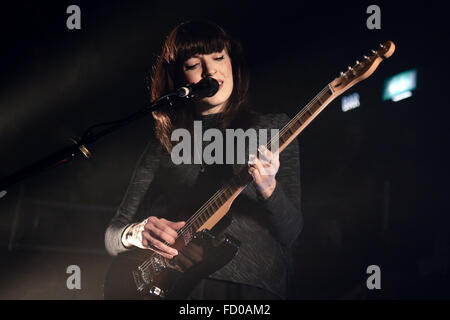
[177,82,339,243]
[274,83,337,153]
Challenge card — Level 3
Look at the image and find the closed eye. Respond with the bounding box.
[215,56,224,61]
[185,63,199,70]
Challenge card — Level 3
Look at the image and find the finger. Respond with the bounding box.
[248,153,257,165]
[248,166,264,186]
[149,246,176,260]
[149,218,180,238]
[146,224,177,245]
[142,231,178,256]
[253,158,271,176]
[255,157,272,168]
[164,219,186,231]
[255,157,279,176]
[141,237,175,259]
[258,145,273,162]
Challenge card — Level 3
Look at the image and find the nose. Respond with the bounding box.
[202,61,217,78]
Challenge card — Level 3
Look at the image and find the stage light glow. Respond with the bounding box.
[341,93,360,112]
[382,69,417,102]
[391,91,413,102]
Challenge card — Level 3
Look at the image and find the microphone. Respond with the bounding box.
[177,77,219,98]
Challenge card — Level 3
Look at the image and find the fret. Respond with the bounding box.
[309,102,320,113]
[181,225,193,245]
[215,200,223,210]
[213,198,222,210]
[207,205,215,217]
[279,132,288,144]
[192,219,201,231]
[319,88,332,103]
[299,112,309,123]
[211,201,219,211]
[205,208,212,218]
[218,193,227,204]
[291,122,299,132]
[198,212,206,224]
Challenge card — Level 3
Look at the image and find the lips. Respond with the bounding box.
[214,79,224,90]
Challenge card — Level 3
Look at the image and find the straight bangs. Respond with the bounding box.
[169,21,232,65]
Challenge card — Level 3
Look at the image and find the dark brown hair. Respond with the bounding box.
[150,20,252,153]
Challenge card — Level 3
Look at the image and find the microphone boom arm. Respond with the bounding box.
[0,92,179,193]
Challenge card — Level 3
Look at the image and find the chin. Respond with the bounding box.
[203,88,233,108]
[201,96,228,109]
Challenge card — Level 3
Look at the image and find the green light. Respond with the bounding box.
[382,69,417,101]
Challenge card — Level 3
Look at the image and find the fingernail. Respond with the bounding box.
[248,153,256,164]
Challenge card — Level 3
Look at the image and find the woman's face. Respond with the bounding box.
[181,49,233,115]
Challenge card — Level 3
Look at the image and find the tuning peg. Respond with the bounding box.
[379,43,385,48]
[364,55,369,60]
[355,60,360,65]
[340,71,345,77]
[347,66,353,71]
[371,49,377,54]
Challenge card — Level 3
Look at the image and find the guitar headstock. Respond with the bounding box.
[330,40,396,95]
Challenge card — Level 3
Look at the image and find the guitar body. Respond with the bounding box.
[103,229,240,300]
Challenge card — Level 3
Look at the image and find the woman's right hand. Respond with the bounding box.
[122,216,185,259]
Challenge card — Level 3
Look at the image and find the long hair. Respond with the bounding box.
[150,20,252,153]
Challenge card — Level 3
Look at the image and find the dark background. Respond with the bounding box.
[0,0,448,299]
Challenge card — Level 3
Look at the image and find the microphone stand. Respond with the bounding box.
[0,92,180,197]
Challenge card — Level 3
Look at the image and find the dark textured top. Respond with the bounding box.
[105,110,303,299]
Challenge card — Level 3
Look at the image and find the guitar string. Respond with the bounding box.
[138,83,332,272]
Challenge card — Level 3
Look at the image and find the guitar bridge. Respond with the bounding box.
[132,269,146,292]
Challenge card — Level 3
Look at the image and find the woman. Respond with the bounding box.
[105,20,303,299]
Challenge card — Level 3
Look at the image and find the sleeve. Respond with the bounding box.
[104,136,161,256]
[257,113,303,247]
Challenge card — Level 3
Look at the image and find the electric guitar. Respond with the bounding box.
[103,40,396,299]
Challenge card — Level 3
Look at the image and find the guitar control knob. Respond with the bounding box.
[149,286,165,297]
